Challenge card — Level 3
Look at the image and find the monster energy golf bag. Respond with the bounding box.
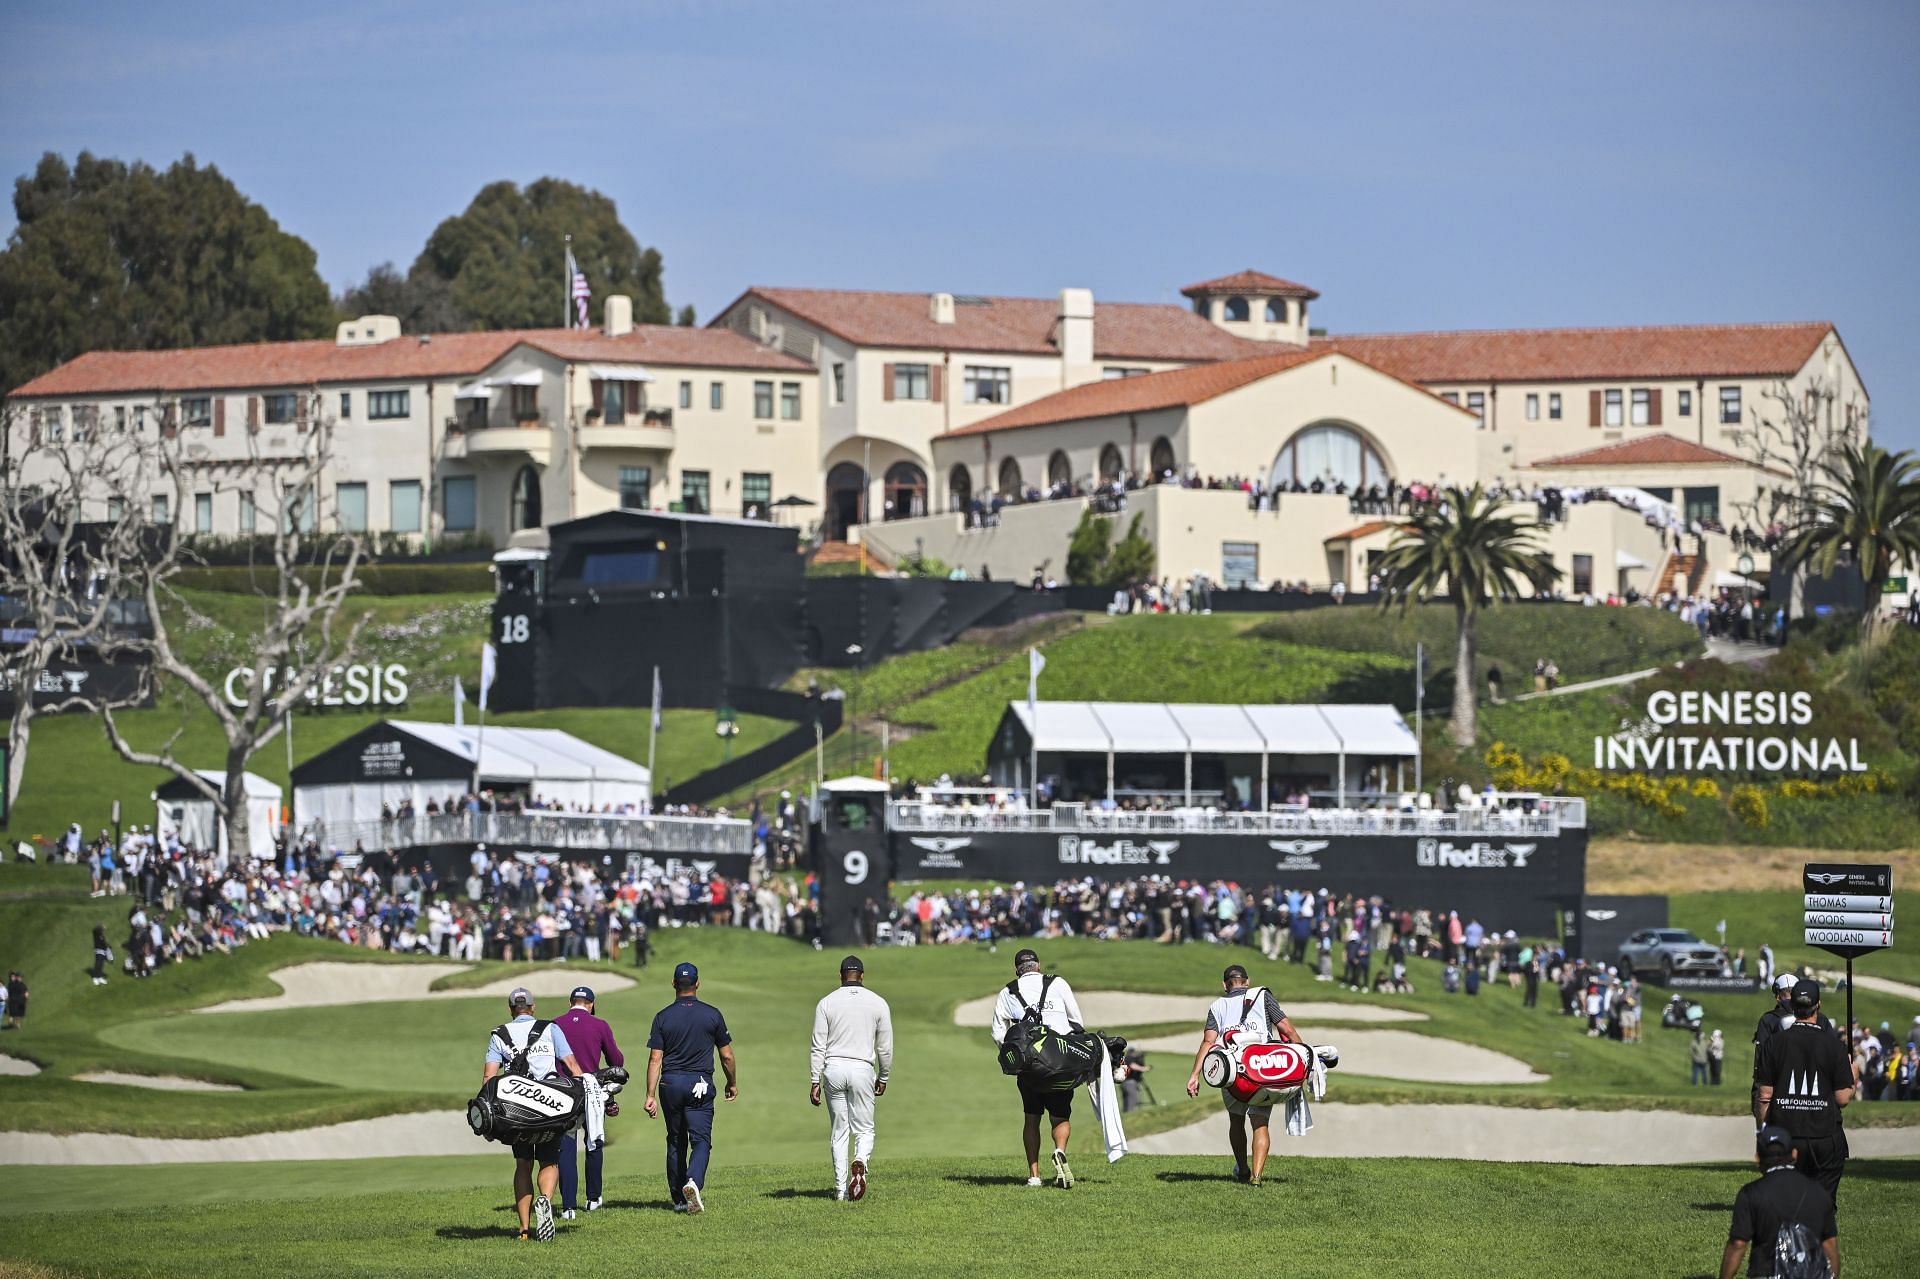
[995,975,1124,1087]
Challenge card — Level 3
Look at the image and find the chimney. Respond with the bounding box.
[929,292,956,324]
[605,294,633,338]
[336,315,400,347]
[1057,288,1094,370]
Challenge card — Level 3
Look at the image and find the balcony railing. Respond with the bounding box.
[300,810,753,857]
[886,796,1580,837]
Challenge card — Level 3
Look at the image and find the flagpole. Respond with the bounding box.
[647,664,659,788]
[563,235,572,329]
[1414,640,1425,796]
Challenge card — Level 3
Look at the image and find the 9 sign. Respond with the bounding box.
[843,850,870,886]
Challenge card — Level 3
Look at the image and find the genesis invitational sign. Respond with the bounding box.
[222,663,410,710]
[1594,690,1866,774]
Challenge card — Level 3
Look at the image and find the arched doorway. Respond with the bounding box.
[1098,443,1125,483]
[1047,450,1071,492]
[1149,437,1176,481]
[947,464,973,514]
[883,462,926,520]
[997,457,1023,499]
[510,465,542,530]
[1270,422,1390,492]
[825,462,865,540]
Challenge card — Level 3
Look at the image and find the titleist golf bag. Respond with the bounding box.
[466,1017,629,1147]
[995,974,1124,1087]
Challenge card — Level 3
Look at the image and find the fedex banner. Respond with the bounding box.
[887,828,1587,935]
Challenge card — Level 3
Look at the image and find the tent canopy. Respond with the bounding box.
[1005,701,1418,758]
[1614,548,1649,570]
[587,363,654,383]
[156,769,282,801]
[376,720,649,789]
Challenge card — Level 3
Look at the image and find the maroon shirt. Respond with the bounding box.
[553,1007,623,1071]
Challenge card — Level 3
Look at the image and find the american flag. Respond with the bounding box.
[567,248,591,329]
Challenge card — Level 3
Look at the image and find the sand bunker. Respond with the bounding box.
[951,991,1428,1030]
[0,1110,474,1166]
[74,1072,243,1093]
[1133,1103,1920,1164]
[1129,1029,1545,1085]
[197,962,635,1014]
[0,1053,42,1077]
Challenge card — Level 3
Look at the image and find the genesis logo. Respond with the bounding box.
[1416,839,1536,869]
[909,836,972,854]
[1058,836,1177,866]
[1806,872,1851,886]
[1269,839,1330,871]
[1584,909,1619,921]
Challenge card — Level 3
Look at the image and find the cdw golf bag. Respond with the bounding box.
[1200,1030,1342,1110]
[466,1018,629,1147]
[996,974,1125,1086]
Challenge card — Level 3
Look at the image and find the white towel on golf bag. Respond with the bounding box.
[1284,1053,1329,1138]
[581,1075,608,1149]
[1086,1062,1129,1163]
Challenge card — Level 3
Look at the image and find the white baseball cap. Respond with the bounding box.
[1773,973,1798,992]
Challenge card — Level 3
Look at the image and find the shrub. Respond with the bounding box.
[1729,784,1770,828]
[173,563,493,595]
[1690,777,1719,799]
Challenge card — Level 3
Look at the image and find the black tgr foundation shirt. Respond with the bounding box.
[1756,1021,1851,1139]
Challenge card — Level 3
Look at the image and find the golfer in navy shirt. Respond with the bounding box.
[644,962,738,1214]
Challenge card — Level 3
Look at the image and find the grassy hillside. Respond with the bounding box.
[1251,600,1702,691]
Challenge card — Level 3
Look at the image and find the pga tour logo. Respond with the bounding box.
[1058,836,1177,866]
[1416,838,1536,869]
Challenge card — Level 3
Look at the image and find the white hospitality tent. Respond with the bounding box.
[990,701,1420,806]
[154,770,284,861]
[290,719,650,830]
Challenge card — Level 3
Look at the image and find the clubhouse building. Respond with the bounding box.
[7,266,1867,598]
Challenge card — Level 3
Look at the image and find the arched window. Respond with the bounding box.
[1270,423,1390,493]
[1149,437,1176,480]
[1223,296,1250,322]
[947,464,973,513]
[825,461,864,540]
[997,456,1023,499]
[1047,450,1072,490]
[1265,298,1288,324]
[883,461,926,520]
[510,465,542,530]
[1098,443,1125,482]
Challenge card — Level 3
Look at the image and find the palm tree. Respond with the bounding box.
[1782,441,1920,641]
[1374,484,1561,748]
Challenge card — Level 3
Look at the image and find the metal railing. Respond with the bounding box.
[302,811,753,857]
[887,798,1575,837]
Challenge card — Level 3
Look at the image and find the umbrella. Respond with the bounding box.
[772,494,817,507]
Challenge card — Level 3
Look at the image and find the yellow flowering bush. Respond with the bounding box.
[1729,784,1770,828]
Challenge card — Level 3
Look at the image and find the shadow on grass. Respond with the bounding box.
[594,1199,681,1212]
[1687,1202,1735,1213]
[435,1226,519,1240]
[943,1174,1030,1186]
[1154,1171,1287,1185]
[765,1188,838,1199]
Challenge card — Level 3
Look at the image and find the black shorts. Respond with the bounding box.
[1018,1076,1073,1121]
[512,1136,562,1164]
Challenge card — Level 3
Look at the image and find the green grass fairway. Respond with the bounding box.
[2,1156,1916,1278]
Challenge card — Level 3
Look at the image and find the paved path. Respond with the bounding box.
[1134,1103,1920,1164]
[1130,1030,1546,1085]
[1510,667,1659,702]
[0,1111,474,1166]
[197,962,635,1014]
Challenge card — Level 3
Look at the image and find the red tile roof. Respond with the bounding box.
[8,325,807,398]
[1180,269,1320,300]
[1528,436,1768,469]
[723,287,1280,362]
[1310,322,1834,384]
[1324,521,1398,541]
[937,348,1467,438]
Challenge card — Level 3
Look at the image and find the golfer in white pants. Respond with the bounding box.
[809,954,894,1201]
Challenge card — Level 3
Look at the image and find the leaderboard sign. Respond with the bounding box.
[1803,862,1894,959]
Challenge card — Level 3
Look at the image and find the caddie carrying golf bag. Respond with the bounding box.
[466,1017,629,1147]
[995,974,1120,1087]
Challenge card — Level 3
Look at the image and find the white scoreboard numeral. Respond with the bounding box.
[843,850,869,885]
[500,615,530,644]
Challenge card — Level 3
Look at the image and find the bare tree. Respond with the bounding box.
[1727,375,1864,539]
[98,400,374,860]
[0,403,154,816]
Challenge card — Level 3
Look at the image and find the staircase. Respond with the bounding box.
[810,540,890,570]
[1658,550,1705,597]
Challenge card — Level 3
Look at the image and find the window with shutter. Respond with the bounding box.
[247,397,260,433]
[1647,389,1662,426]
[928,365,943,403]
[1588,389,1602,427]
[214,399,225,437]
[882,363,895,402]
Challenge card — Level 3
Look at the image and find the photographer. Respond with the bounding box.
[1120,1048,1151,1112]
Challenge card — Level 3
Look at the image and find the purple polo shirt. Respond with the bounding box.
[553,1007,624,1071]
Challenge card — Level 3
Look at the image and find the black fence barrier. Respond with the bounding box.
[658,685,844,806]
[880,826,1587,937]
[1564,894,1670,965]
[396,842,756,885]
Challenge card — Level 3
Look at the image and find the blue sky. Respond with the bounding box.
[3,1,1916,449]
